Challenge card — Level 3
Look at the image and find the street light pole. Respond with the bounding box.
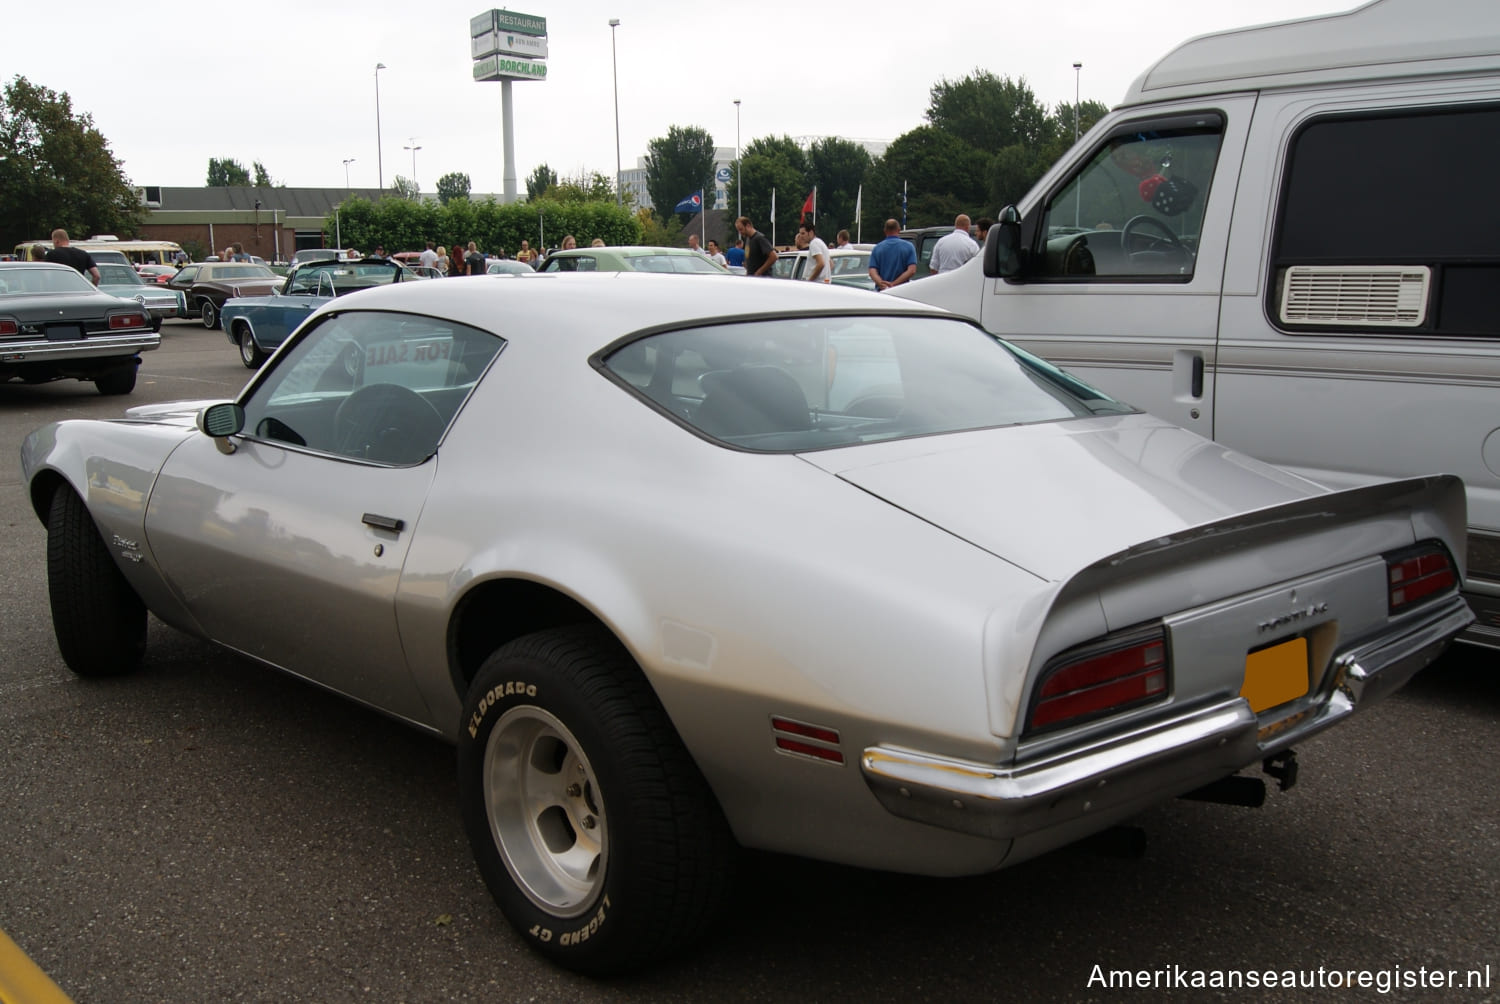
[404,139,422,191]
[342,158,356,190]
[1072,62,1082,143]
[609,19,622,207]
[733,98,741,219]
[374,63,387,193]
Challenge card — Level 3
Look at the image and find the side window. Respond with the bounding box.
[1036,114,1224,282]
[1271,104,1500,337]
[771,254,800,279]
[240,311,504,465]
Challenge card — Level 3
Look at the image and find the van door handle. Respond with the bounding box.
[1191,356,1204,398]
[362,513,405,533]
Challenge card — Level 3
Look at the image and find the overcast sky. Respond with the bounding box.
[5,0,1354,195]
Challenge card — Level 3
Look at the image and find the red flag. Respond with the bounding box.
[800,189,815,223]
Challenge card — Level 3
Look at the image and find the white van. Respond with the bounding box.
[895,0,1500,648]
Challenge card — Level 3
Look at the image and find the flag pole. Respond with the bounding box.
[856,184,862,243]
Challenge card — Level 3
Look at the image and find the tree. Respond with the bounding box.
[525,164,556,201]
[392,175,420,201]
[643,125,715,222]
[437,171,472,205]
[550,171,615,204]
[806,137,872,242]
[863,126,989,227]
[926,71,1054,156]
[728,135,809,242]
[252,161,274,187]
[207,157,250,186]
[0,75,145,250]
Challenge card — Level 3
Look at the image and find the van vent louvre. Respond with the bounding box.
[1280,265,1429,327]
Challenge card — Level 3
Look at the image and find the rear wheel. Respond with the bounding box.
[457,626,736,975]
[94,364,137,396]
[200,299,219,329]
[45,485,146,676]
[237,325,265,368]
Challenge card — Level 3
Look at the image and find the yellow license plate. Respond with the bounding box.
[1241,638,1310,713]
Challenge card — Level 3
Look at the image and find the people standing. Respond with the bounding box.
[798,222,830,283]
[687,234,704,254]
[725,238,746,270]
[516,240,537,264]
[419,241,439,271]
[868,219,918,291]
[43,229,100,285]
[465,242,485,276]
[835,230,852,249]
[734,217,777,277]
[560,234,577,251]
[230,243,252,262]
[975,217,993,247]
[590,238,606,247]
[435,245,450,275]
[928,214,979,274]
[705,239,727,268]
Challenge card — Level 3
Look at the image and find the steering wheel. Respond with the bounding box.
[1121,215,1187,256]
[333,383,445,464]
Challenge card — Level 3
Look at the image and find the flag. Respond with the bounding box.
[901,181,908,229]
[855,184,862,243]
[674,190,704,214]
[800,188,815,223]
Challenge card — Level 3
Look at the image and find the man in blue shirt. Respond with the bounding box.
[867,219,917,290]
[725,238,746,270]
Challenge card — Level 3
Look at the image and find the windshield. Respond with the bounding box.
[0,266,96,295]
[286,262,403,296]
[209,265,278,280]
[601,314,1134,452]
[97,264,145,286]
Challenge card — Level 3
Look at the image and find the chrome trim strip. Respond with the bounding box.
[0,334,160,363]
[862,594,1471,841]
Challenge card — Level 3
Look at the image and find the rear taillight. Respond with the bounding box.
[1387,543,1457,614]
[108,311,147,330]
[0,318,17,336]
[1028,626,1169,734]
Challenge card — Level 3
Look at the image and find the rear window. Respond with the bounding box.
[600,314,1132,452]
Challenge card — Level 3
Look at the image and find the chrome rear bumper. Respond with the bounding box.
[861,594,1471,841]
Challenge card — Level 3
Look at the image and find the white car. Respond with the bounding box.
[21,274,1470,974]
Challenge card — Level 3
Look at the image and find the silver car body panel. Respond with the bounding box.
[20,274,1471,876]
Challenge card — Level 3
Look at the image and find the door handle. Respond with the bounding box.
[361,513,405,532]
[1191,355,1204,398]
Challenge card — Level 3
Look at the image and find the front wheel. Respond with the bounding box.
[457,626,736,975]
[45,485,146,676]
[199,299,219,329]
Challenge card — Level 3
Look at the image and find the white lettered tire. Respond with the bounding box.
[456,626,736,975]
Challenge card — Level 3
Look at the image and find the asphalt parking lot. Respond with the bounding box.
[1,320,1496,1003]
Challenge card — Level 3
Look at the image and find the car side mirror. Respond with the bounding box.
[197,402,245,454]
[983,205,1024,279]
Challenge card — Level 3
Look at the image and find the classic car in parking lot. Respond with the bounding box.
[219,257,421,367]
[538,245,729,274]
[771,247,877,289]
[0,260,159,394]
[166,262,284,329]
[21,274,1470,974]
[95,263,184,330]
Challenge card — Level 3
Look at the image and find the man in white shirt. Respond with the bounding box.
[928,214,979,274]
[418,241,439,270]
[797,222,831,283]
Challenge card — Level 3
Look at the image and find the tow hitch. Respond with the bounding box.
[1263,749,1299,791]
[1180,749,1300,807]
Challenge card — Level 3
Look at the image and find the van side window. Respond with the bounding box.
[1271,104,1500,337]
[1035,116,1224,283]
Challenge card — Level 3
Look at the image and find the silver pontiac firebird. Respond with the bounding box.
[21,273,1471,974]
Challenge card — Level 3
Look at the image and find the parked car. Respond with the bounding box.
[0,260,159,394]
[537,245,729,274]
[20,274,1470,974]
[136,264,181,285]
[486,259,535,275]
[220,257,421,368]
[770,248,875,290]
[288,248,354,267]
[166,262,285,330]
[94,263,184,330]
